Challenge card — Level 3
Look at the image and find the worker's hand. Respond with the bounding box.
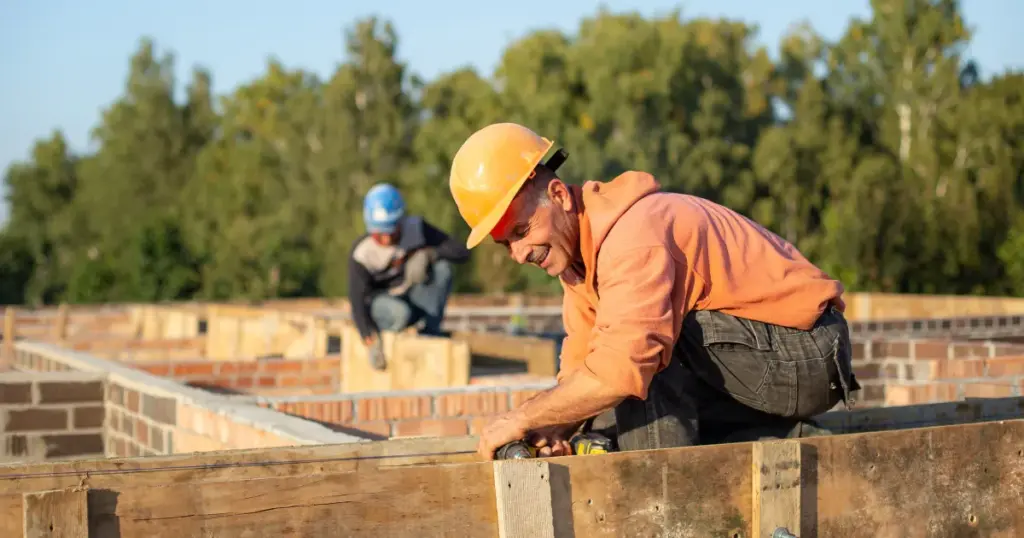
[527,421,584,457]
[477,411,529,461]
[366,337,386,371]
[404,248,435,285]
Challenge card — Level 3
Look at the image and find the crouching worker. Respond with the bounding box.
[447,123,861,460]
[348,183,470,370]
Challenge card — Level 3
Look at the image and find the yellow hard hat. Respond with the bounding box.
[449,123,565,248]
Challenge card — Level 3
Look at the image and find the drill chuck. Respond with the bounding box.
[495,441,537,460]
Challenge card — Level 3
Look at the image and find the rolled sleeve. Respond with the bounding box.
[581,246,677,400]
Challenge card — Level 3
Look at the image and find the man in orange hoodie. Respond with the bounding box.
[449,123,859,460]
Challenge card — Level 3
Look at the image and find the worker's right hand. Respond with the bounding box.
[365,335,386,370]
[527,421,584,457]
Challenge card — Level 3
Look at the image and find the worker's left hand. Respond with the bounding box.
[403,247,436,285]
[477,411,529,461]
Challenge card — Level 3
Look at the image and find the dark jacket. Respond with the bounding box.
[347,215,470,339]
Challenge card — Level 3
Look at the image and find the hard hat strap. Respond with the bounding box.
[544,147,569,172]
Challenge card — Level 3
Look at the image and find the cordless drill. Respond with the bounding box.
[494,432,615,460]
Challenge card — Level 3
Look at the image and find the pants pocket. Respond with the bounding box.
[758,356,838,418]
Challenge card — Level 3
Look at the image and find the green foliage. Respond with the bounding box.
[2,2,1022,304]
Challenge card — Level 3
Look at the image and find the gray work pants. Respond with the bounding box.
[611,305,858,450]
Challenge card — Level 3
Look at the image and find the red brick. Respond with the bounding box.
[962,383,1013,399]
[950,343,990,359]
[263,361,303,373]
[38,381,103,403]
[351,420,392,437]
[126,390,140,413]
[871,341,910,360]
[219,362,259,374]
[236,376,255,388]
[883,364,902,379]
[172,363,215,376]
[436,392,510,417]
[325,401,353,423]
[853,363,881,381]
[884,383,958,406]
[858,384,885,404]
[310,359,341,371]
[256,376,276,387]
[150,425,165,452]
[469,417,492,434]
[73,406,104,429]
[280,375,302,387]
[0,382,31,403]
[43,433,103,458]
[139,364,172,376]
[357,396,432,421]
[393,418,468,437]
[301,375,332,387]
[6,408,68,431]
[929,359,986,379]
[851,342,867,360]
[913,341,950,360]
[511,390,542,408]
[985,357,1024,378]
[136,419,150,444]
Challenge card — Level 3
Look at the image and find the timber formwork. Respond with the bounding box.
[2,397,1022,537]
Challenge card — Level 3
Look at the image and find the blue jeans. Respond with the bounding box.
[369,260,453,336]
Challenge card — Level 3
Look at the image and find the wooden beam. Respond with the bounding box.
[0,435,479,493]
[3,307,15,360]
[22,488,88,538]
[0,420,1021,536]
[452,330,557,377]
[493,460,556,538]
[751,440,801,538]
[51,304,68,342]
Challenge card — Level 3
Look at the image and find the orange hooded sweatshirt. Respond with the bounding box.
[557,171,845,400]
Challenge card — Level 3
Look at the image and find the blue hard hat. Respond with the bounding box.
[363,183,405,233]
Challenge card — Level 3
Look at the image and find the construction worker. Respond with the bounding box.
[448,123,860,460]
[349,183,470,370]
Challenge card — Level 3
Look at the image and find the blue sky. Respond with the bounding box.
[2,0,1021,225]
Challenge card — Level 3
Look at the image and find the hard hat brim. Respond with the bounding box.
[463,139,554,249]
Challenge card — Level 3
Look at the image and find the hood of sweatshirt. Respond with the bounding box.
[560,171,662,287]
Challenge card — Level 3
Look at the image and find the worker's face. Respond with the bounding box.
[491,177,578,278]
[370,228,400,247]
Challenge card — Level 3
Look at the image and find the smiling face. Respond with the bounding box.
[490,169,580,278]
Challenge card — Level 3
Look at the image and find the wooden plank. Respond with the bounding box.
[493,460,555,538]
[85,465,497,537]
[0,435,479,493]
[51,304,68,342]
[452,330,557,377]
[1,419,1022,537]
[23,488,88,538]
[3,307,14,359]
[341,325,395,392]
[751,440,801,538]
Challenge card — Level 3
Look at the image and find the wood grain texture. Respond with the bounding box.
[751,440,801,538]
[0,435,479,493]
[493,460,555,538]
[0,420,1021,537]
[87,465,496,538]
[23,488,88,538]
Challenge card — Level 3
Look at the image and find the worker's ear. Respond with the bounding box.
[547,179,573,212]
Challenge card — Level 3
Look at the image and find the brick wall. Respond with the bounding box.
[852,338,1024,407]
[127,357,341,396]
[0,372,105,462]
[12,340,366,458]
[264,382,556,438]
[104,381,176,457]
